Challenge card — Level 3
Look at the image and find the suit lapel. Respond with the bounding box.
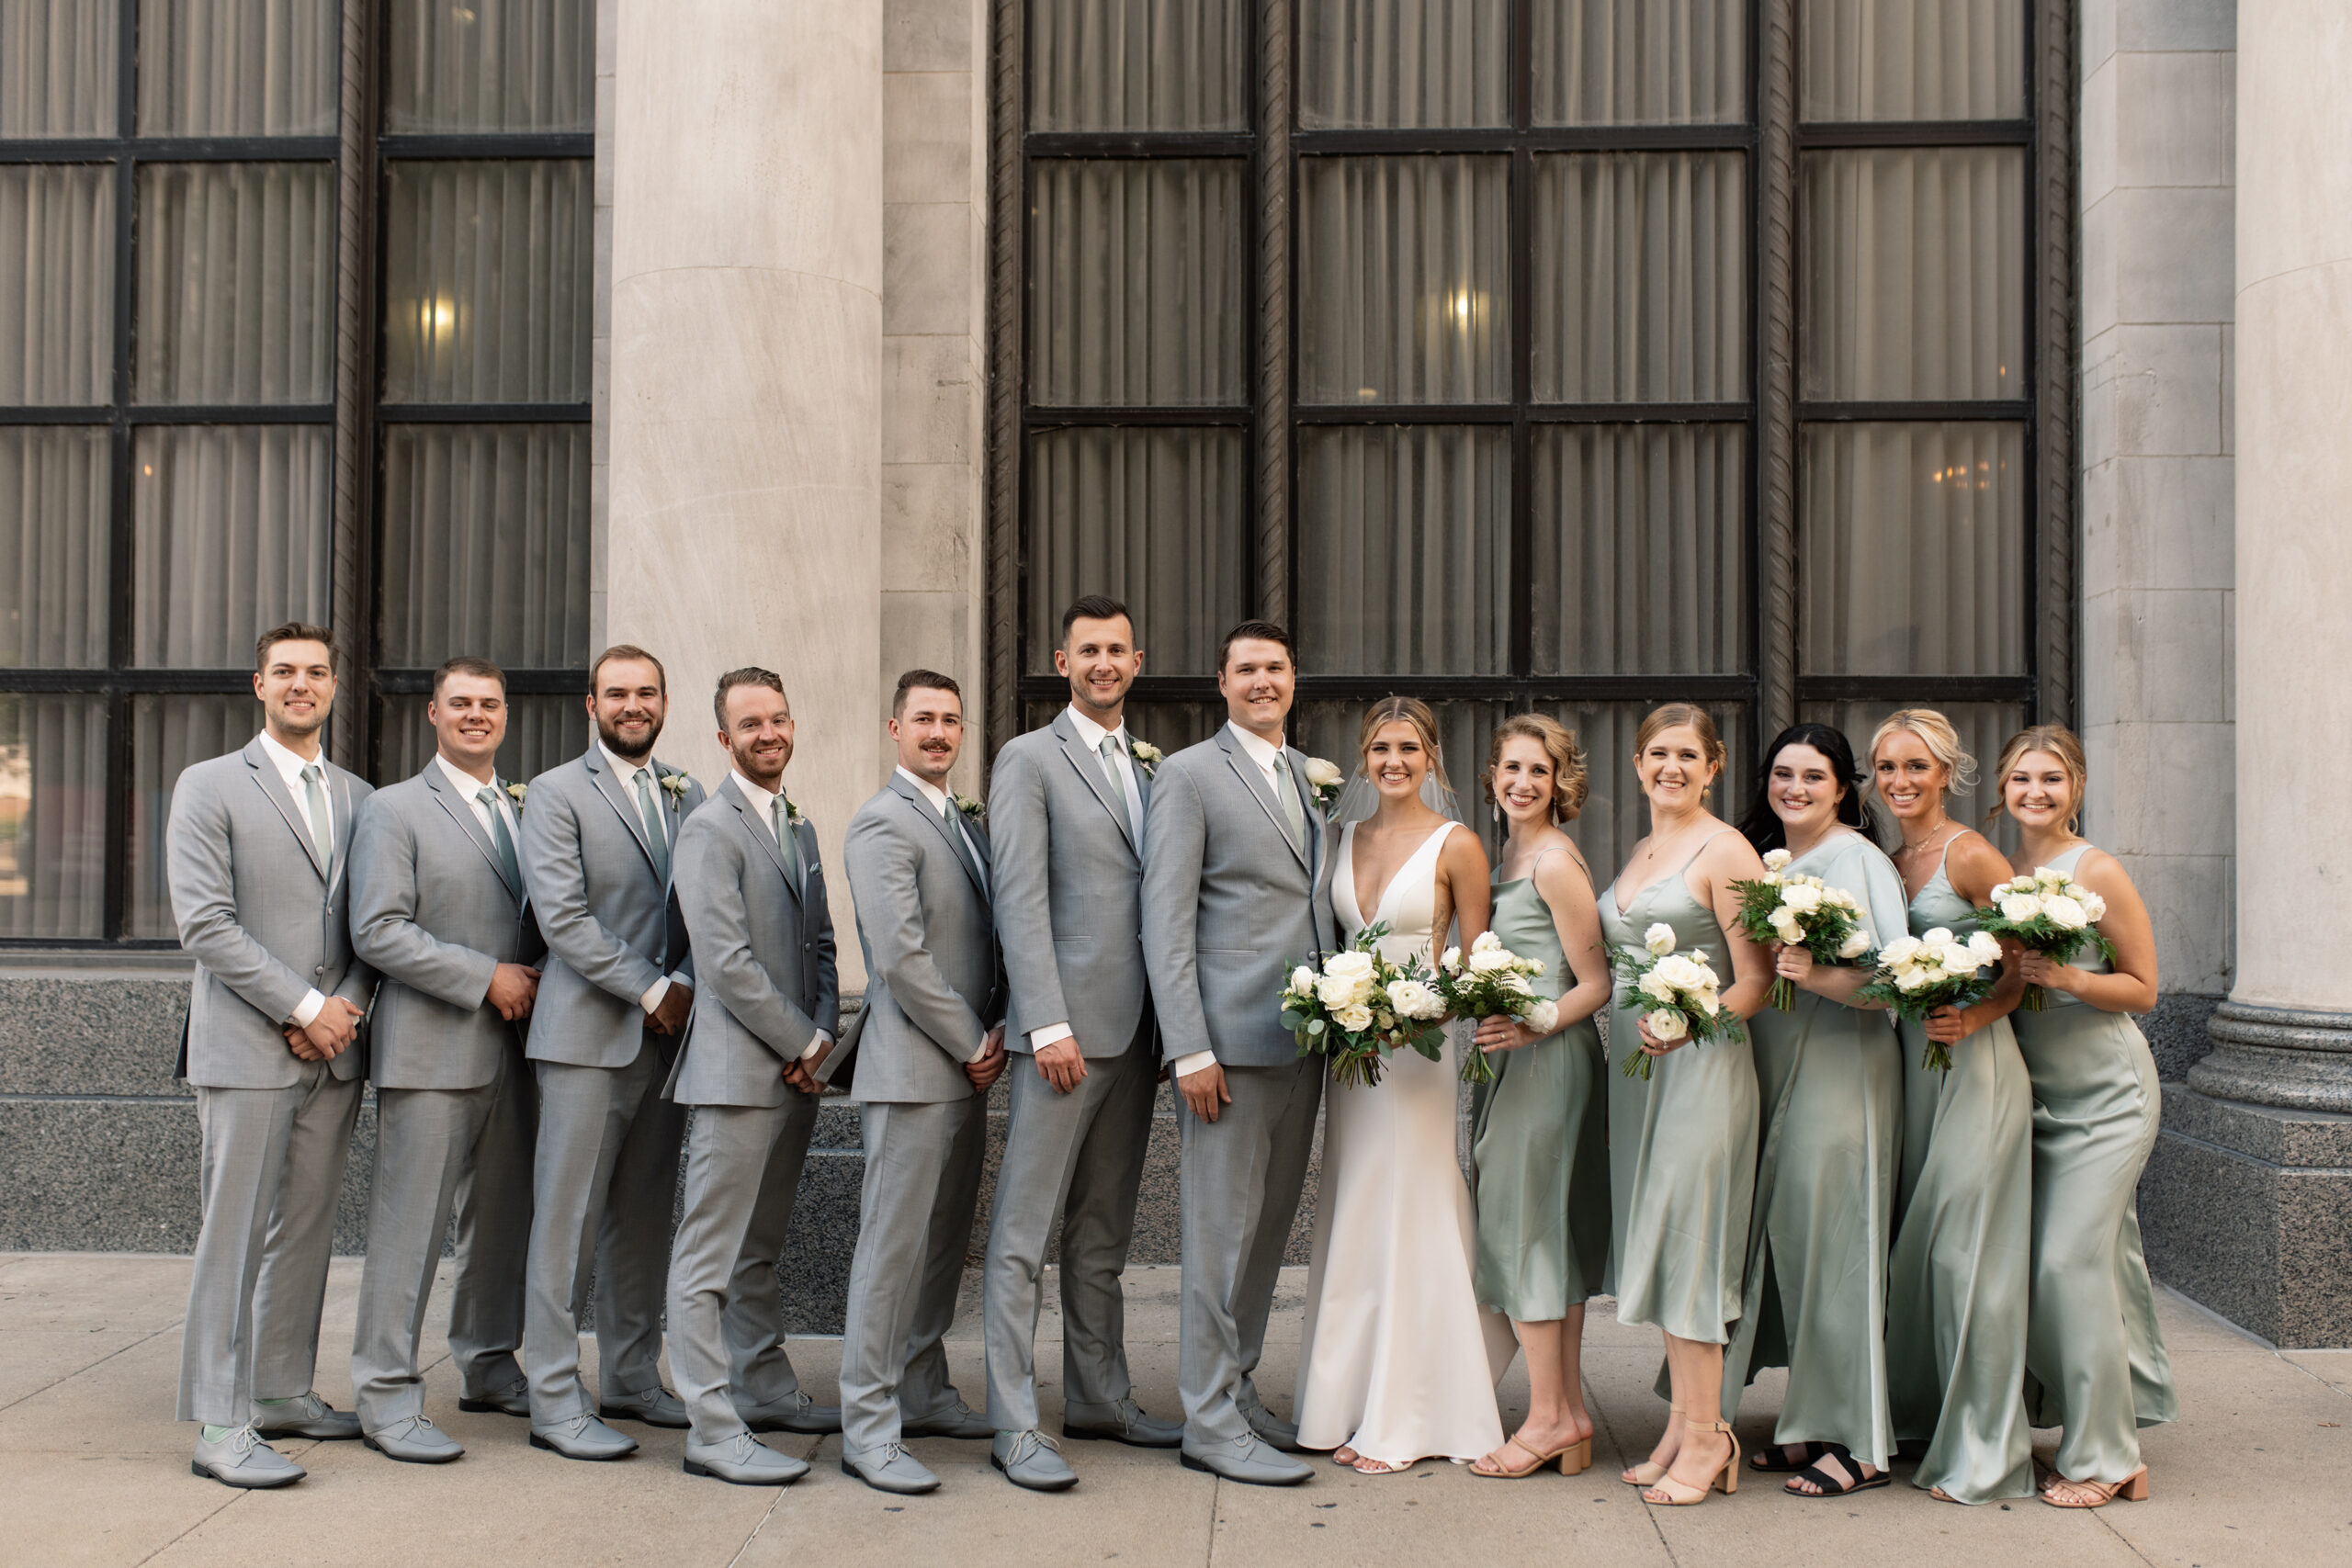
[426,763,524,902]
[889,771,989,904]
[583,745,662,877]
[725,777,798,902]
[1055,713,1137,856]
[243,739,327,883]
[1217,729,1307,874]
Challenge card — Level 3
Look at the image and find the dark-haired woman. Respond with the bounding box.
[1722,725,1908,1498]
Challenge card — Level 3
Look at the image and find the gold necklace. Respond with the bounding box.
[1899,818,1953,860]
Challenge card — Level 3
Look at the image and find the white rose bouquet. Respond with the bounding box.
[1432,931,1555,1087]
[1278,922,1448,1089]
[1727,847,1875,1011]
[1853,926,2003,1071]
[1608,922,1743,1080]
[1971,866,2114,1010]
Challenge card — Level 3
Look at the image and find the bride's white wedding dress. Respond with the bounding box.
[1295,819,1518,1464]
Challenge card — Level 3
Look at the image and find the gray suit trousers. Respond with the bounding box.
[178,1062,362,1425]
[665,1095,820,1443]
[982,1032,1156,1432]
[1177,1058,1321,1448]
[524,1038,685,1420]
[445,1039,535,1398]
[837,1097,986,1453]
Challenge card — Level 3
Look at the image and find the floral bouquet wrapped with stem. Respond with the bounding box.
[1972,867,2114,1010]
[1278,922,1448,1089]
[1728,848,1876,1011]
[1854,927,2002,1070]
[1608,923,1742,1080]
[1433,931,1557,1087]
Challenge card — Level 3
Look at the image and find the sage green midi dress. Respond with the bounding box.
[2009,843,2178,1484]
[1470,849,1611,1323]
[1720,831,1906,1466]
[1883,832,2036,1502]
[1601,829,1758,1345]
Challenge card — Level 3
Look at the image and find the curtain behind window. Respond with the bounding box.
[0,0,118,136]
[1300,0,1509,129]
[0,427,108,667]
[386,0,593,132]
[136,0,336,135]
[131,424,333,667]
[1029,0,1247,130]
[1534,0,1748,126]
[1800,0,2024,120]
[0,164,114,405]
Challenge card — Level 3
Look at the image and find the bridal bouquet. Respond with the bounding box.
[1433,932,1556,1087]
[1609,923,1742,1080]
[1279,923,1448,1089]
[1854,927,2002,1071]
[1972,867,2113,1010]
[1728,848,1875,1011]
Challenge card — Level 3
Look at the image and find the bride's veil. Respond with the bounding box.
[1329,759,1466,829]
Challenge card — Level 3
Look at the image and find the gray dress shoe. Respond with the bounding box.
[841,1442,941,1495]
[529,1411,640,1461]
[741,1391,842,1436]
[364,1415,465,1464]
[252,1392,361,1440]
[599,1384,690,1428]
[992,1429,1079,1491]
[901,1398,992,1439]
[1062,1396,1183,1449]
[458,1377,532,1416]
[1238,1399,1304,1453]
[192,1425,306,1489]
[1181,1433,1313,1486]
[684,1432,810,1486]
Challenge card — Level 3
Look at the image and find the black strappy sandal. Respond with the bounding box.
[1785,1445,1891,1498]
[1749,1440,1831,1473]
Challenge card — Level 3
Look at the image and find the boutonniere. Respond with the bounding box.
[782,795,802,824]
[659,772,690,804]
[1128,739,1161,778]
[952,792,986,823]
[1302,756,1346,818]
[504,781,527,811]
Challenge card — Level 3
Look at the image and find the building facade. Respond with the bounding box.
[2,0,2345,1344]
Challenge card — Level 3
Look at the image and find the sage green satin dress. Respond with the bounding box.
[1720,832,1906,1465]
[2009,843,2177,1483]
[1884,834,2035,1502]
[1601,829,1758,1345]
[1470,850,1611,1322]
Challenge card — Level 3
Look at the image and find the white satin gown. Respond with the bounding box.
[1295,819,1518,1464]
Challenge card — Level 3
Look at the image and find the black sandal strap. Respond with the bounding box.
[1750,1440,1830,1473]
[1787,1447,1891,1498]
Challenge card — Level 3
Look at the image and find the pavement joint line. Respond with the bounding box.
[0,1315,184,1414]
[723,1481,787,1568]
[130,1478,245,1567]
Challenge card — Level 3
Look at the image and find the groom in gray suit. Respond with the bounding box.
[981,595,1182,1491]
[346,656,543,1463]
[837,670,1009,1495]
[1142,620,1337,1486]
[168,623,374,1488]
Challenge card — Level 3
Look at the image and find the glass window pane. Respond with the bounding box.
[1029,0,1246,131]
[377,423,593,669]
[1538,699,1749,874]
[1297,425,1510,676]
[381,159,592,404]
[0,693,107,938]
[1533,151,1747,403]
[134,162,335,404]
[1028,160,1245,408]
[1534,0,1748,126]
[1800,0,2025,121]
[0,164,114,405]
[1024,427,1246,677]
[127,692,262,938]
[1299,155,1510,406]
[2,0,115,136]
[1300,0,1509,130]
[1800,697,2025,852]
[1798,420,2025,676]
[1799,147,2024,402]
[0,426,108,666]
[136,0,337,136]
[131,424,332,667]
[386,0,594,132]
[1531,423,1747,675]
[375,692,588,788]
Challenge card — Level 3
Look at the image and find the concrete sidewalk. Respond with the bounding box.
[0,1255,2344,1567]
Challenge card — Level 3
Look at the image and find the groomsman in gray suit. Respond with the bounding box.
[662,667,842,1487]
[168,623,374,1488]
[837,670,1009,1495]
[516,646,704,1460]
[346,656,543,1463]
[1141,621,1337,1486]
[981,596,1182,1491]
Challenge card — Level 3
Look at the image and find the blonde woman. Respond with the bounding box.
[1992,725,2177,1508]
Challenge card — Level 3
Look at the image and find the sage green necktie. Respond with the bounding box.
[1096,735,1133,836]
[1271,752,1307,851]
[633,767,671,881]
[299,763,333,870]
[773,795,805,895]
[944,796,989,896]
[477,786,523,892]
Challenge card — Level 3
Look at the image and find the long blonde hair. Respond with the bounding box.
[1357,695,1451,792]
[1868,708,1977,796]
[1986,723,2087,833]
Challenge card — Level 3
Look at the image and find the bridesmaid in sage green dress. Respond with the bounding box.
[1871,710,2035,1505]
[1465,716,1614,1481]
[1720,724,1907,1498]
[1599,705,1773,1507]
[1992,725,2177,1509]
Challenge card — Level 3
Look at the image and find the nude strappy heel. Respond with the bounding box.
[1620,1406,1680,1485]
[1475,1434,1591,1478]
[2041,1465,2149,1508]
[1642,1419,1739,1506]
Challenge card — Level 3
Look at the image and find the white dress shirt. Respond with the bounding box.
[730,770,829,1060]
[1170,722,1295,1081]
[894,765,994,1063]
[604,741,688,1013]
[1029,705,1145,1054]
[435,751,519,848]
[257,728,333,1029]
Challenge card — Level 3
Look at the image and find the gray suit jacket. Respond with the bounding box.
[521,746,706,1068]
[841,773,1005,1104]
[666,776,841,1108]
[990,711,1153,1057]
[349,762,543,1091]
[1140,727,1339,1069]
[166,739,376,1089]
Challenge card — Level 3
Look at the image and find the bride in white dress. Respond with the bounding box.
[1295,698,1520,1473]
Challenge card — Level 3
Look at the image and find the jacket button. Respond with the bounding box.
[313,965,324,976]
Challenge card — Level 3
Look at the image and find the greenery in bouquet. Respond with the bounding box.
[1278,923,1448,1089]
[1609,922,1743,1080]
[1727,847,1876,1010]
[1854,926,2002,1070]
[1433,931,1558,1087]
[1972,866,2115,1010]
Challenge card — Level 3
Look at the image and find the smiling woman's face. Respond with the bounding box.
[1363,720,1430,800]
[1872,728,1949,823]
[2002,748,2077,832]
[1490,734,1555,826]
[1636,724,1716,808]
[1769,742,1844,836]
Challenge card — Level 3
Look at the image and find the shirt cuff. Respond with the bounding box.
[641,976,670,1013]
[1030,1022,1074,1051]
[799,1031,831,1062]
[288,988,326,1029]
[1170,1049,1217,1079]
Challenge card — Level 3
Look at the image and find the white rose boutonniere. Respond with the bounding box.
[782,795,802,823]
[952,792,986,823]
[504,781,527,810]
[659,771,690,804]
[1128,739,1161,777]
[1301,756,1345,816]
